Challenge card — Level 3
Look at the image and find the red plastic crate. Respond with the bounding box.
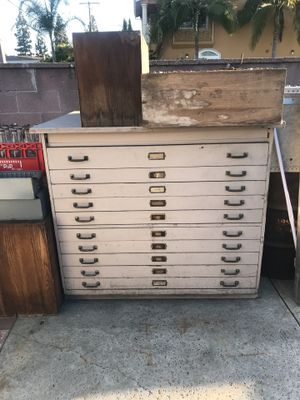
[0,142,45,172]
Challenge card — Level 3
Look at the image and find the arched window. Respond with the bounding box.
[198,49,221,59]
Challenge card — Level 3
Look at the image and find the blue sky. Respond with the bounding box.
[0,0,141,55]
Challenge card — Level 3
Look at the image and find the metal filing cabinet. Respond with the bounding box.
[32,114,273,299]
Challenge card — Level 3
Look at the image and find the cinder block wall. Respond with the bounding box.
[0,64,79,126]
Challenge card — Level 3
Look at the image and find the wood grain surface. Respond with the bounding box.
[73,32,142,127]
[142,69,286,127]
[0,217,62,316]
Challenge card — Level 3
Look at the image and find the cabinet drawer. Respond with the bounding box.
[54,195,265,212]
[52,181,267,199]
[61,252,259,266]
[64,277,257,290]
[60,239,261,254]
[62,265,258,278]
[56,209,263,226]
[50,165,268,184]
[47,143,269,170]
[58,225,262,242]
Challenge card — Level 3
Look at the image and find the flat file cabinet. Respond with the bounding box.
[36,118,273,298]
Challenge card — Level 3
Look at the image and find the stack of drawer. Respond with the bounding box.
[47,140,269,297]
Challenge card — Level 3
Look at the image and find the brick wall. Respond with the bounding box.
[0,64,79,126]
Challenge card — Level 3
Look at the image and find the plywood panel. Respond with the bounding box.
[142,69,286,127]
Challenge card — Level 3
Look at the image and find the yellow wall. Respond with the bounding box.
[158,11,300,59]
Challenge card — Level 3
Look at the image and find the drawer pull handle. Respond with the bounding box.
[82,281,100,288]
[68,155,89,162]
[149,186,166,194]
[150,200,167,207]
[224,200,245,207]
[221,256,241,263]
[223,230,243,237]
[152,243,167,250]
[75,216,95,223]
[152,280,168,287]
[151,230,166,237]
[76,233,96,240]
[152,256,167,262]
[72,189,92,195]
[73,202,93,209]
[227,152,248,159]
[81,270,99,277]
[225,186,246,193]
[149,171,166,179]
[222,244,242,250]
[226,170,247,177]
[220,280,239,288]
[224,213,244,221]
[79,258,99,265]
[148,152,166,160]
[152,268,167,275]
[79,245,98,252]
[70,174,90,181]
[151,214,166,221]
[221,269,240,276]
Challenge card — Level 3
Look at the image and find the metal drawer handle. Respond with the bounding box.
[221,269,240,276]
[76,233,96,240]
[225,186,246,193]
[75,216,95,223]
[152,256,167,262]
[148,152,166,160]
[82,281,100,288]
[226,170,247,177]
[81,270,99,277]
[73,202,93,209]
[79,258,99,265]
[224,213,244,221]
[70,174,90,181]
[152,268,167,275]
[72,188,92,195]
[79,245,98,252]
[149,171,166,179]
[223,230,243,237]
[220,280,239,288]
[221,256,241,263]
[224,200,245,207]
[222,244,242,250]
[152,243,167,250]
[227,152,248,159]
[151,230,166,237]
[150,200,167,207]
[68,155,89,162]
[152,280,167,287]
[151,214,166,221]
[149,186,166,194]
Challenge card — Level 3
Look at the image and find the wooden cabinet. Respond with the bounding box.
[33,116,273,299]
[0,217,62,316]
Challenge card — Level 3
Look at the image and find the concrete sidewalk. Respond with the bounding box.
[0,278,300,400]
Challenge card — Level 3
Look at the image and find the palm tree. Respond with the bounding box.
[20,0,84,62]
[150,0,237,59]
[238,0,300,58]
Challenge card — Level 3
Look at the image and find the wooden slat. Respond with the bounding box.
[73,32,143,127]
[142,69,286,127]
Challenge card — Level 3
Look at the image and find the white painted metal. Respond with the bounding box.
[47,143,269,169]
[61,252,259,266]
[60,239,261,254]
[50,166,268,184]
[51,181,267,198]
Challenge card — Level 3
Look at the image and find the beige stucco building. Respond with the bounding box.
[134,0,300,59]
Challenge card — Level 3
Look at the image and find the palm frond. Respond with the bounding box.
[251,4,273,49]
[237,0,261,27]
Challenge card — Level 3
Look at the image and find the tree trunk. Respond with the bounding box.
[272,10,280,58]
[50,33,56,62]
[194,11,200,59]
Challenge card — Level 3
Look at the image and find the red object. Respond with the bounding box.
[0,142,45,172]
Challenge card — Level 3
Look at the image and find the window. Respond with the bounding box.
[198,48,221,59]
[180,15,209,31]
